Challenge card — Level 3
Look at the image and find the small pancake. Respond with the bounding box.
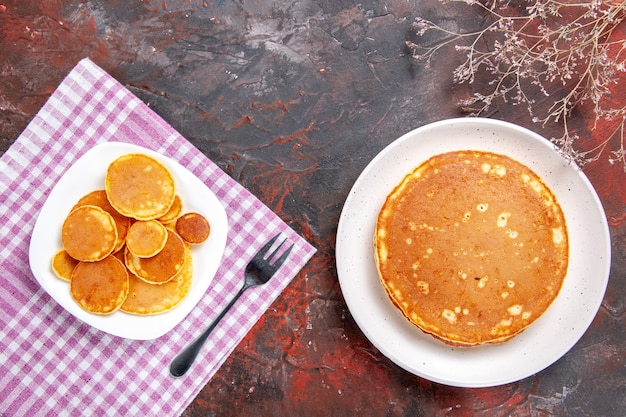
[73,190,131,252]
[175,212,210,244]
[375,151,568,347]
[120,243,193,315]
[70,255,129,314]
[105,153,176,220]
[51,249,79,282]
[61,205,118,262]
[125,219,168,258]
[124,229,186,284]
[158,194,183,224]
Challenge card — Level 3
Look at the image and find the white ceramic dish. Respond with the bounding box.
[336,118,611,387]
[29,142,228,340]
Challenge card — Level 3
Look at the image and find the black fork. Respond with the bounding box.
[170,234,294,377]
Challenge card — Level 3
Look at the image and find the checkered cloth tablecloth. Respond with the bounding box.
[0,58,316,416]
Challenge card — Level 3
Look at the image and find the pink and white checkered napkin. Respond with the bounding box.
[0,58,316,416]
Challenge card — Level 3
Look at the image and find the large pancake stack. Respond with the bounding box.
[374,151,569,347]
[51,153,211,316]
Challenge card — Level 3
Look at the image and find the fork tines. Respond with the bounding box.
[257,234,294,266]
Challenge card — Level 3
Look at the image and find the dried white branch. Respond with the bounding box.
[407,0,626,171]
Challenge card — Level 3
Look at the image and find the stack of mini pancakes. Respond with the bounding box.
[52,153,210,316]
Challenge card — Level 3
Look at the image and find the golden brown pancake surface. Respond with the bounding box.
[61,205,118,262]
[175,212,210,244]
[374,151,568,347]
[70,255,129,315]
[51,249,79,282]
[105,153,176,220]
[120,243,193,315]
[73,189,131,252]
[125,219,168,258]
[158,194,183,224]
[124,228,186,284]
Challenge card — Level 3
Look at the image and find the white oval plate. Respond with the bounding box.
[29,142,228,340]
[336,118,611,387]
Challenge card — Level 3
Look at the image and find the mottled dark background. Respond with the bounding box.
[2,1,625,416]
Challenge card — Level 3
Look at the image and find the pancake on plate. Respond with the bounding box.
[176,212,211,244]
[374,150,569,347]
[124,228,186,284]
[125,219,168,258]
[158,194,183,224]
[61,205,118,262]
[120,243,193,315]
[105,153,176,220]
[70,255,129,314]
[73,190,131,252]
[51,249,79,282]
[49,152,213,317]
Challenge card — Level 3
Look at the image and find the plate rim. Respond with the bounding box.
[29,142,228,340]
[336,117,611,387]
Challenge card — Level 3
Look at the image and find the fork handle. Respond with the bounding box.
[170,284,247,377]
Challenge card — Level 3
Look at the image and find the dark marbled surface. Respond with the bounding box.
[2,1,625,416]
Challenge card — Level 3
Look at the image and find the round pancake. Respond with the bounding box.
[175,212,210,244]
[124,229,186,284]
[70,255,129,314]
[73,189,131,252]
[158,194,182,224]
[105,153,176,220]
[61,205,118,262]
[374,150,569,347]
[120,243,193,314]
[51,249,79,282]
[125,219,168,258]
